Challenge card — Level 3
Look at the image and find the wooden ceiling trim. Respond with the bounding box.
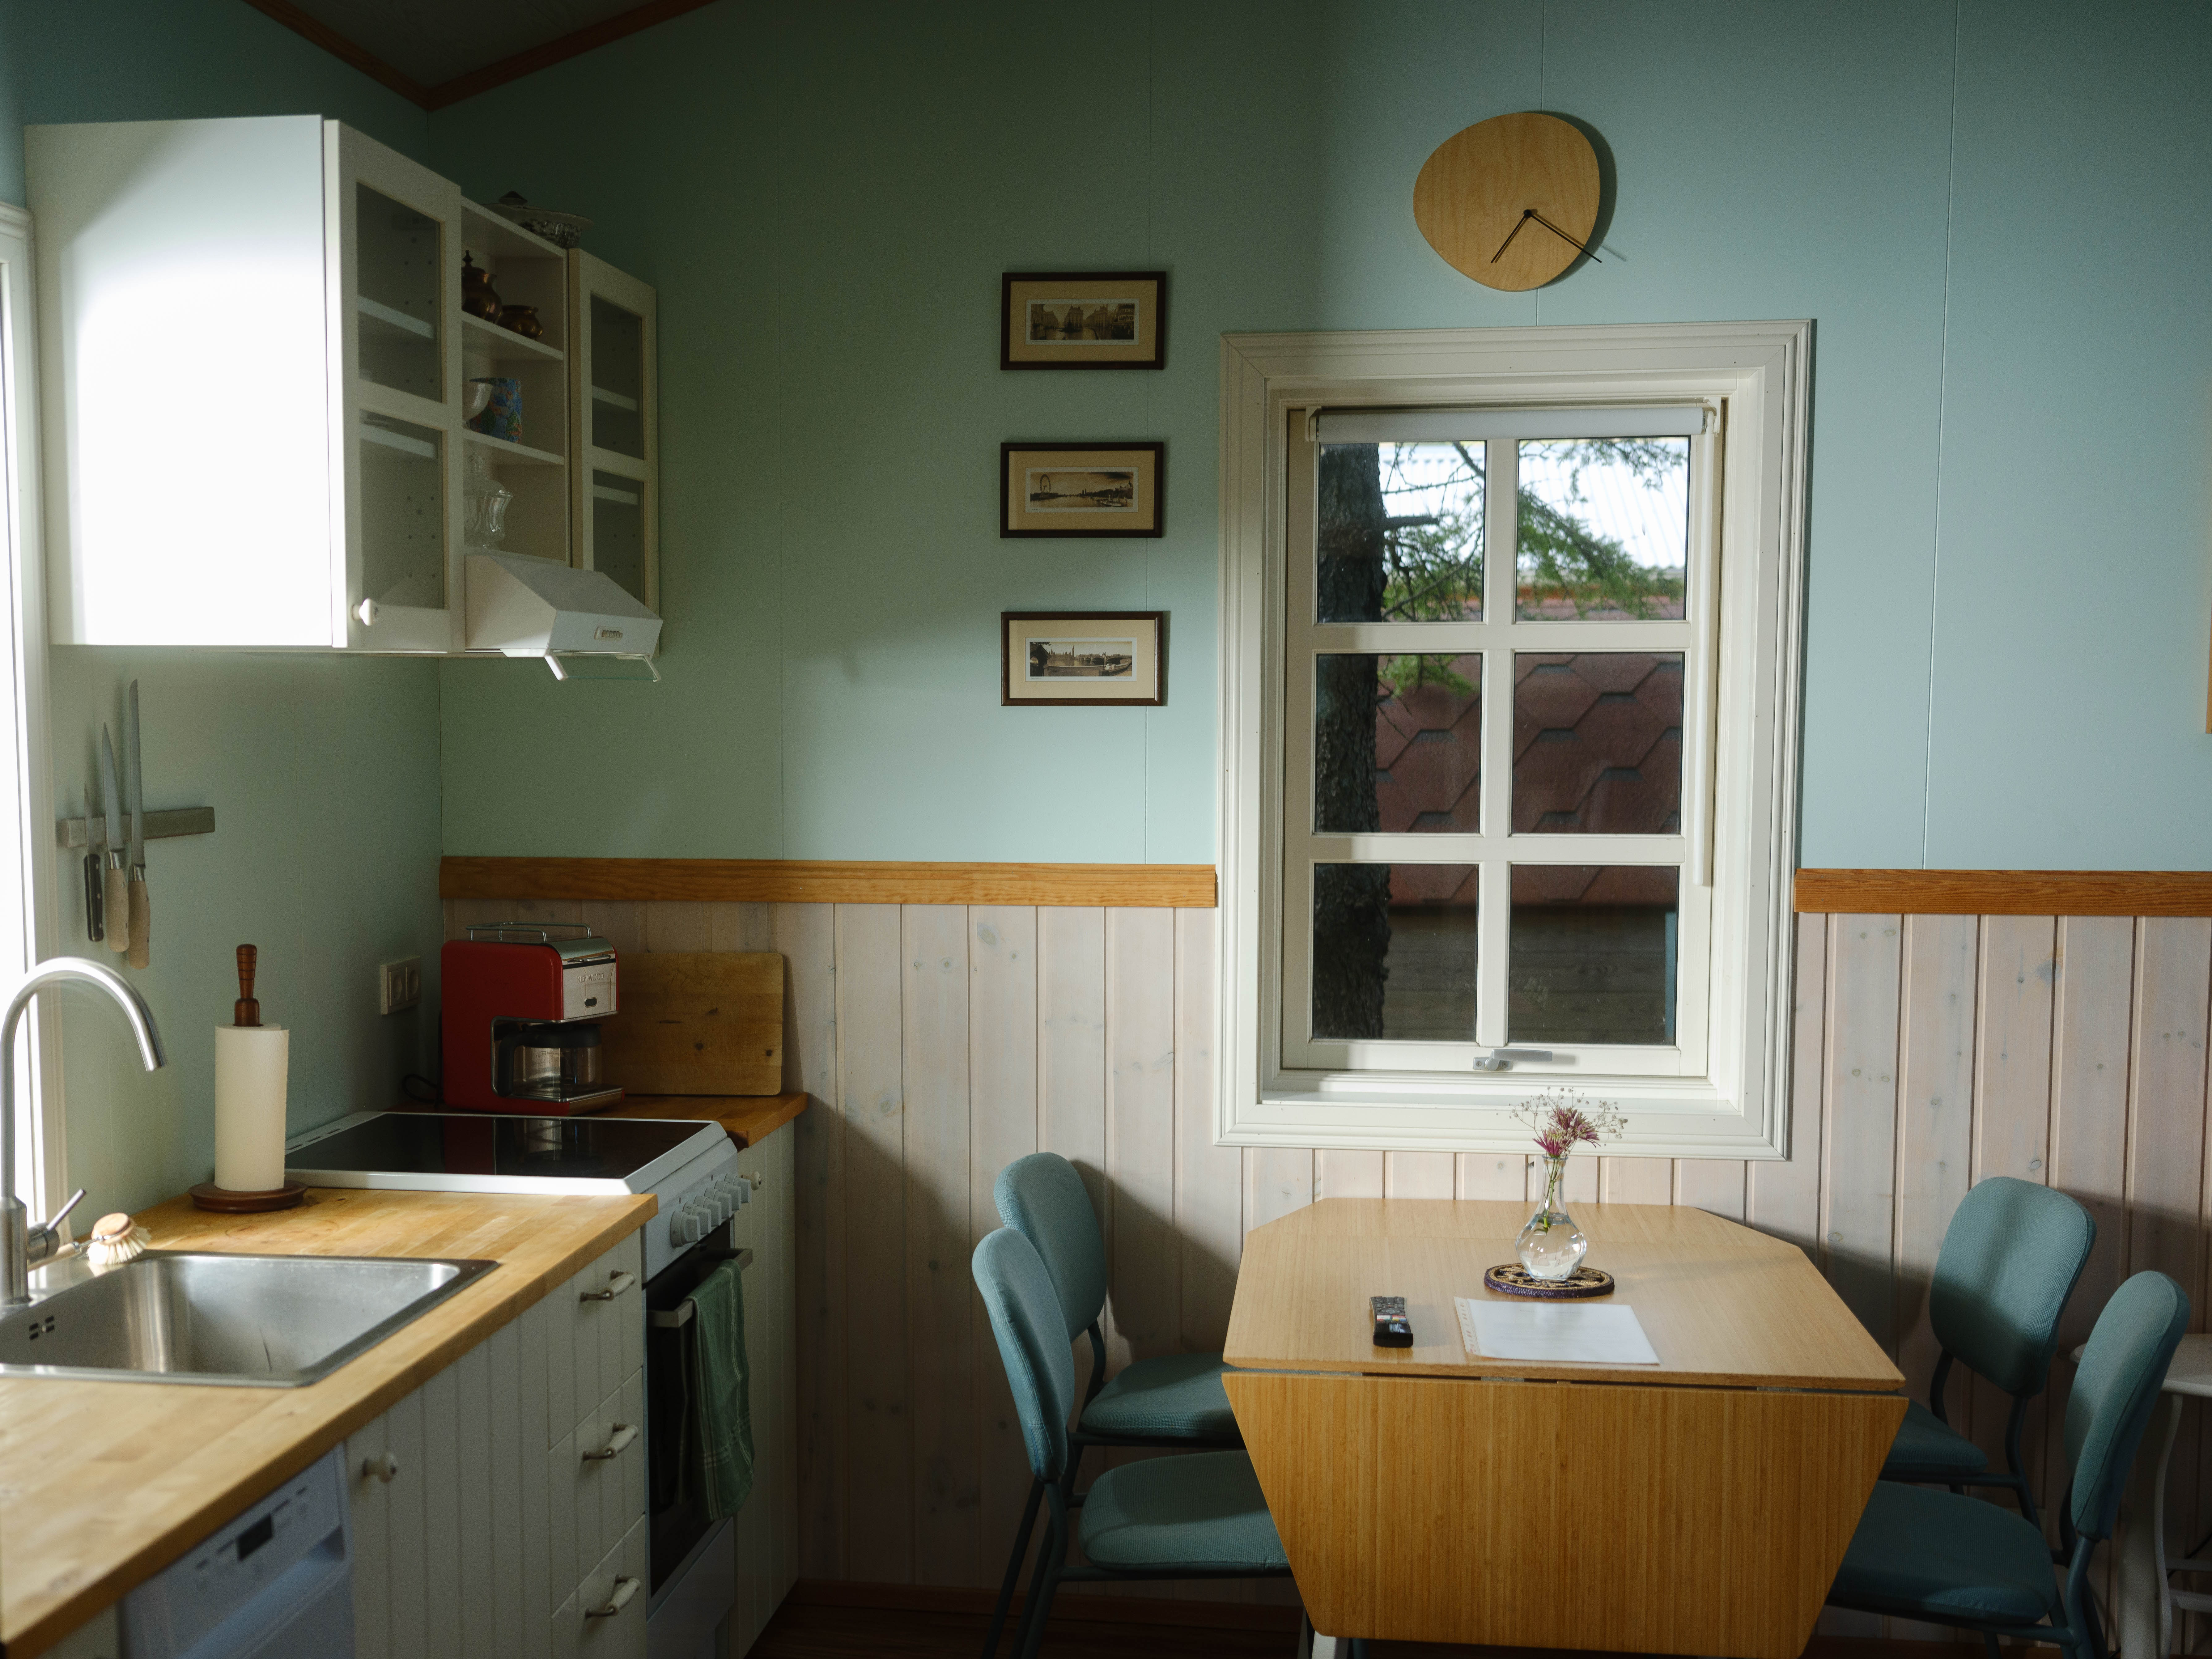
[239,0,431,107]
[440,856,1221,909]
[422,0,720,109]
[238,0,720,112]
[1794,868,2212,917]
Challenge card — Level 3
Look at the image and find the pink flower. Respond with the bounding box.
[1511,1090,1626,1159]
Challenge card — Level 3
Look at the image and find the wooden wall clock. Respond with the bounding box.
[1413,112,1601,291]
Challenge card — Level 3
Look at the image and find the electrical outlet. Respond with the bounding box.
[379,956,422,1016]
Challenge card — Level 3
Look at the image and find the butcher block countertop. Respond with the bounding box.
[0,1185,655,1659]
[596,1088,807,1148]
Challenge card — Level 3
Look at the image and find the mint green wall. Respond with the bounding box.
[2,0,446,1217]
[431,0,2212,870]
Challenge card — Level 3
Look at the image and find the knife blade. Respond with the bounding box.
[84,752,104,941]
[99,726,129,954]
[125,681,149,968]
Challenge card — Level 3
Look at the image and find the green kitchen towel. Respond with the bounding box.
[685,1259,755,1518]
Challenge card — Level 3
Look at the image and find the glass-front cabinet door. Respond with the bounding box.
[568,251,657,611]
[338,124,463,651]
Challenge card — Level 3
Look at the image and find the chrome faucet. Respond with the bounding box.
[2,957,165,1304]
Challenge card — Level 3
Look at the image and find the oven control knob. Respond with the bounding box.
[671,1210,697,1245]
[709,1195,733,1228]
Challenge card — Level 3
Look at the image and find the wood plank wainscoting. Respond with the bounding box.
[444,859,2212,1642]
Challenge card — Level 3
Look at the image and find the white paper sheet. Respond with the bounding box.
[1455,1296,1661,1365]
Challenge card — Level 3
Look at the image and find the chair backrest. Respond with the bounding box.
[2065,1270,2189,1540]
[995,1152,1107,1343]
[973,1227,1077,1485]
[1930,1176,2095,1397]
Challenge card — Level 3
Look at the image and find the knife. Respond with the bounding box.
[126,681,149,969]
[99,726,129,955]
[81,762,103,944]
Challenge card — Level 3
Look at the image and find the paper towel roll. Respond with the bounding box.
[214,1024,289,1193]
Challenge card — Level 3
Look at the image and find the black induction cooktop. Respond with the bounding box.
[286,1111,725,1195]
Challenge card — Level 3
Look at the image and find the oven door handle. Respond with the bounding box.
[648,1248,754,1328]
[583,1422,639,1463]
[580,1270,637,1304]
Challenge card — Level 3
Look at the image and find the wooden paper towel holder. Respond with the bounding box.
[189,1179,307,1213]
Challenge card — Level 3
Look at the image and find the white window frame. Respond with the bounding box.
[1216,322,1810,1158]
[0,202,64,1216]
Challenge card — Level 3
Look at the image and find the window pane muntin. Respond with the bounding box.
[1515,436,1689,620]
[1316,441,1484,625]
[1315,652,1480,835]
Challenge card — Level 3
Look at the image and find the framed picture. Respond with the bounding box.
[1001,271,1167,370]
[1000,442,1164,538]
[1002,611,1166,707]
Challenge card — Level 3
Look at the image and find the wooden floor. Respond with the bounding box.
[749,1599,1988,1659]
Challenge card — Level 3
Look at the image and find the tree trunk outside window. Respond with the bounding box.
[1311,444,1391,1040]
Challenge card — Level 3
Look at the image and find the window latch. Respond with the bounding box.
[1471,1048,1555,1072]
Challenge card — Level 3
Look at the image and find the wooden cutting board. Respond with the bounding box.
[598,952,784,1096]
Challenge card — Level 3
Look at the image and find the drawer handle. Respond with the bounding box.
[586,1576,641,1619]
[580,1271,637,1304]
[583,1422,639,1463]
[362,1452,400,1483]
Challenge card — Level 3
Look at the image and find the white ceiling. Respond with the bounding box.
[282,0,647,90]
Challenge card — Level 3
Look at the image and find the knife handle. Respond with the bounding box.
[127,873,149,970]
[83,853,104,943]
[103,863,130,954]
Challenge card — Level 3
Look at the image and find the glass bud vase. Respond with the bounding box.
[1515,1155,1589,1281]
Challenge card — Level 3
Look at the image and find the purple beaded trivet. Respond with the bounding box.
[1483,1262,1615,1300]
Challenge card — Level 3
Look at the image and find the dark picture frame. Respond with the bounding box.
[1001,271,1168,370]
[1000,441,1165,539]
[1001,611,1167,707]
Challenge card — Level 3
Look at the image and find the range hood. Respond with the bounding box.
[465,552,662,677]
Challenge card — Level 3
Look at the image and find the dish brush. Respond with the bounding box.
[86,1211,148,1267]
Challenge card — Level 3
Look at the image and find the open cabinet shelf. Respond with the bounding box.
[461,312,564,363]
[464,430,562,467]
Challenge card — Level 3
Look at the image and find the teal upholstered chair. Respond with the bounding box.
[983,1154,1242,1653]
[1830,1269,2188,1659]
[973,1228,1291,1659]
[1883,1175,2095,1531]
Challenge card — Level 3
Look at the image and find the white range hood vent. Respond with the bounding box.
[465,553,663,670]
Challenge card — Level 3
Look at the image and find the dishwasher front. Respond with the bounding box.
[119,1445,354,1659]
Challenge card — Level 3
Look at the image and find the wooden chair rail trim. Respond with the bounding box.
[1794,869,2212,917]
[439,856,1220,908]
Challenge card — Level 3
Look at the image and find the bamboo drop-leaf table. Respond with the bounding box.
[1223,1199,1904,1657]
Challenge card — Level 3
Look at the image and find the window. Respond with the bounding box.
[1216,324,1810,1157]
[0,204,61,1216]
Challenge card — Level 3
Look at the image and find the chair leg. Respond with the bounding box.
[1983,1634,2002,1659]
[1011,1494,1068,1659]
[981,1477,1045,1659]
[2003,1398,2042,1534]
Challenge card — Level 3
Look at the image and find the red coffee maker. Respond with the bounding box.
[440,924,624,1114]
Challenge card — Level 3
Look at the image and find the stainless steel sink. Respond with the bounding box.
[0,1250,497,1385]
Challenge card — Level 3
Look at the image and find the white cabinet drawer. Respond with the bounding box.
[551,1514,648,1659]
[546,1368,646,1613]
[547,1232,644,1448]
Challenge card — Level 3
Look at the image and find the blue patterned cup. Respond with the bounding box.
[467,377,521,444]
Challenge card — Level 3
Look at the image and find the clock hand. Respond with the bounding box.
[1525,209,1602,263]
[1489,209,1536,264]
[1491,207,1604,266]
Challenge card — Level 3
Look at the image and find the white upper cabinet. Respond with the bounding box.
[29,117,661,658]
[30,117,465,651]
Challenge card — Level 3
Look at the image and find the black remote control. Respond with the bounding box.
[1371,1295,1413,1347]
